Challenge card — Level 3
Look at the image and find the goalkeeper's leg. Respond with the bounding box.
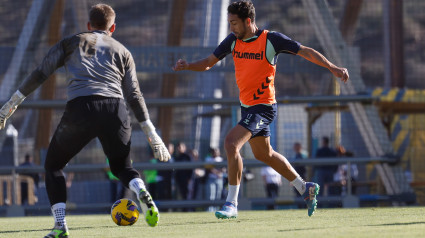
[129,178,159,227]
[108,164,160,227]
[108,158,160,227]
[98,102,160,227]
[110,167,160,227]
[44,102,94,206]
[106,151,160,227]
[44,108,95,237]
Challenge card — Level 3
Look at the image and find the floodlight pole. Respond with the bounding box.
[0,0,55,163]
[193,0,229,153]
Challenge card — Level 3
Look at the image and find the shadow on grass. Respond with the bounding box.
[0,225,111,234]
[277,221,425,232]
[277,227,334,232]
[367,222,425,227]
[160,220,241,227]
[158,217,247,227]
[0,229,52,234]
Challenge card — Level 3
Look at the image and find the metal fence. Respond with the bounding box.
[0,95,416,216]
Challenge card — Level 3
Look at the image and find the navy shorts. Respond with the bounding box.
[238,104,277,138]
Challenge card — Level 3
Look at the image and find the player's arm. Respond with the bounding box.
[0,39,66,130]
[173,54,219,72]
[122,51,170,162]
[173,33,235,72]
[297,45,349,83]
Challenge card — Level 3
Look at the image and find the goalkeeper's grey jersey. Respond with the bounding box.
[19,30,148,121]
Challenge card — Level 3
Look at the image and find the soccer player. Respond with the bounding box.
[0,4,170,237]
[173,0,349,219]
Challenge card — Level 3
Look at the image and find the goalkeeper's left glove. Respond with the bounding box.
[140,119,171,162]
[0,90,26,130]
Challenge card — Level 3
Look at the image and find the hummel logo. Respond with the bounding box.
[255,119,264,129]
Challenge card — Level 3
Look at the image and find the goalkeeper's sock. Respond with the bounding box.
[291,176,306,195]
[51,203,67,227]
[129,178,147,195]
[226,184,240,206]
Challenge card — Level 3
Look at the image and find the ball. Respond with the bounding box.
[111,198,139,226]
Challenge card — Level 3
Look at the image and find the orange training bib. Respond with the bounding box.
[232,30,276,106]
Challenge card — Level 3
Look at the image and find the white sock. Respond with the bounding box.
[51,203,66,226]
[129,178,146,198]
[291,177,306,195]
[226,185,240,206]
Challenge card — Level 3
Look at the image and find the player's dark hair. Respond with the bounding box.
[228,1,255,22]
[89,4,116,30]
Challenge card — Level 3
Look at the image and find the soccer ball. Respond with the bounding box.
[111,199,139,226]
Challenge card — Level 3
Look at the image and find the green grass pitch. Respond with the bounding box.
[0,207,424,237]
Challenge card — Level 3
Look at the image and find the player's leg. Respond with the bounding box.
[225,125,252,186]
[97,98,159,227]
[217,104,277,219]
[249,136,320,216]
[215,125,251,219]
[44,100,96,238]
[249,136,298,181]
[103,141,159,227]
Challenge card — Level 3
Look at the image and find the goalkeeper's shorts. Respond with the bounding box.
[45,95,139,185]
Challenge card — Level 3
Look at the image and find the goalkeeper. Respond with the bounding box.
[0,3,169,237]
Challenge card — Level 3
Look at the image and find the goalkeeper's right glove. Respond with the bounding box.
[140,120,171,162]
[0,90,26,130]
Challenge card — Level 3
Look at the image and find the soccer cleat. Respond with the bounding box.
[215,202,238,219]
[138,189,159,227]
[302,182,320,217]
[44,223,69,238]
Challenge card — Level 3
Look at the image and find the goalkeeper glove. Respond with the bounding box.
[0,90,26,130]
[140,120,171,162]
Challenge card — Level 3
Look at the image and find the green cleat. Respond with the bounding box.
[302,182,320,217]
[44,223,69,238]
[138,189,159,227]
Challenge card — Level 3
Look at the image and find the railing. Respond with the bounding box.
[0,156,397,214]
[0,156,396,174]
[0,95,376,109]
[0,175,36,205]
